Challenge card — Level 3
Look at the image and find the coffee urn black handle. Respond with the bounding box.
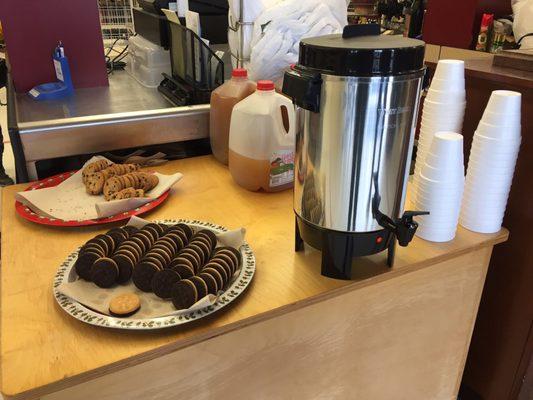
[282,68,322,112]
[342,24,381,38]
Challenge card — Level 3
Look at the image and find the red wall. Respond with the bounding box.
[0,0,108,93]
[423,0,513,49]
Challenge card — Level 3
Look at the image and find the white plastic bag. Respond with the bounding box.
[512,0,533,48]
[227,0,281,67]
[247,0,347,83]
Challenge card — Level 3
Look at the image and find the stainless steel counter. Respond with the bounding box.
[9,71,209,181]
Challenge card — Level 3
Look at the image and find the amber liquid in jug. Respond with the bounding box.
[228,80,296,192]
[228,150,294,192]
[209,68,256,165]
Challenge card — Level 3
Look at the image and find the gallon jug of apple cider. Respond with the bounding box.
[228,80,296,192]
[209,68,256,165]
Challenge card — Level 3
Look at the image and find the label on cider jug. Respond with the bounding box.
[269,150,294,187]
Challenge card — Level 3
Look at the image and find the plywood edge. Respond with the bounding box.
[2,234,507,400]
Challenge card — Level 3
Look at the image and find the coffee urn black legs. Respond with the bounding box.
[295,215,395,280]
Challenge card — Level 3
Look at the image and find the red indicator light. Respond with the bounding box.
[376,237,383,244]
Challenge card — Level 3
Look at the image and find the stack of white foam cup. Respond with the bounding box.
[413,60,466,200]
[414,132,465,242]
[459,90,522,233]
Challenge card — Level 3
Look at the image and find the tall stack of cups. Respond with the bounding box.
[413,60,466,199]
[414,132,465,242]
[460,90,522,233]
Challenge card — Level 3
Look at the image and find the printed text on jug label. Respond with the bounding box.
[270,150,294,187]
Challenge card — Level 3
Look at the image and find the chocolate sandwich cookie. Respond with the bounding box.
[100,234,116,254]
[175,223,193,240]
[164,231,186,250]
[87,236,110,255]
[168,260,195,279]
[215,247,242,267]
[106,228,128,246]
[150,246,172,265]
[75,251,101,280]
[79,243,106,257]
[177,249,201,273]
[112,252,136,283]
[195,229,217,250]
[149,223,167,237]
[198,272,218,295]
[208,258,233,280]
[204,262,229,287]
[142,224,162,240]
[187,243,207,265]
[211,253,237,275]
[161,231,183,247]
[141,254,165,270]
[118,243,142,262]
[132,261,161,292]
[109,293,141,317]
[128,236,147,253]
[189,276,208,299]
[202,267,224,290]
[131,231,153,250]
[191,240,211,262]
[140,227,158,244]
[157,223,170,235]
[171,280,198,310]
[155,237,178,254]
[123,226,139,236]
[151,269,181,299]
[90,258,119,288]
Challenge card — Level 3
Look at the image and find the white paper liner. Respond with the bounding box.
[15,156,183,221]
[57,217,246,318]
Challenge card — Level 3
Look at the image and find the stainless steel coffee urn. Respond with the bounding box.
[282,24,428,280]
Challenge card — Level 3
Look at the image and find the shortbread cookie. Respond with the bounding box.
[108,293,141,317]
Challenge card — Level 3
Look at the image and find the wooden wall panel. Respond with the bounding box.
[40,249,492,400]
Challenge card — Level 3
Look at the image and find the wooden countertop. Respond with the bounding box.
[0,156,508,399]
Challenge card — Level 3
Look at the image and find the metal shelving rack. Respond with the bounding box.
[98,0,136,41]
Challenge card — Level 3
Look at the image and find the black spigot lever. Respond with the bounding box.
[372,173,429,248]
[396,211,429,247]
[373,204,429,247]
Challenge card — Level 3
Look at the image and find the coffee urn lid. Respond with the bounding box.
[299,24,425,76]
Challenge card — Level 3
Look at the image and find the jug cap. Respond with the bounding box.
[232,68,248,78]
[299,24,425,77]
[257,80,275,91]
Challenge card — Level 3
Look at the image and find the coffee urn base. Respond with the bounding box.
[295,215,395,280]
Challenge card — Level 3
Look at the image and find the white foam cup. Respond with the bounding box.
[482,90,522,116]
[433,59,465,82]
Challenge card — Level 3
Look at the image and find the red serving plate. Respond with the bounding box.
[15,171,170,227]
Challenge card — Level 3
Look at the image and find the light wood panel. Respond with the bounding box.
[424,44,441,63]
[0,156,508,399]
[439,46,494,61]
[41,248,492,400]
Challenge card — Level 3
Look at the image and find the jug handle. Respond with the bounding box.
[276,97,296,140]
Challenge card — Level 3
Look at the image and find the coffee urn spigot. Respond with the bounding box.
[374,209,430,247]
